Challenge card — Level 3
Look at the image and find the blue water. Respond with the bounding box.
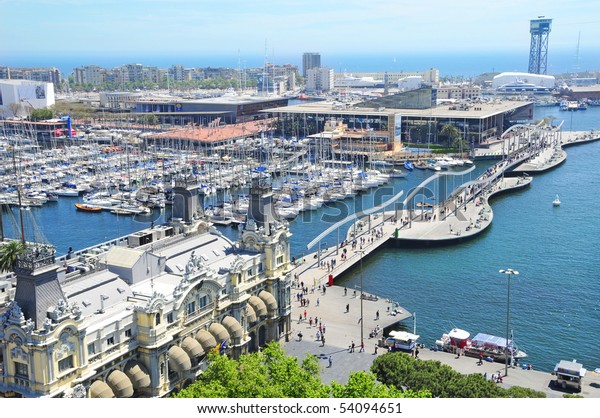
[3,106,600,373]
[4,49,599,78]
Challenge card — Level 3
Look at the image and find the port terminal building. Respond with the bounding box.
[265,87,534,154]
[0,179,293,398]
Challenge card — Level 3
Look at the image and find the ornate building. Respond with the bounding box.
[0,176,292,398]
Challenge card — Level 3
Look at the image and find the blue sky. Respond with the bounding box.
[1,0,599,70]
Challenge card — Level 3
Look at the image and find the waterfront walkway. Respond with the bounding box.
[284,129,600,396]
[283,283,600,397]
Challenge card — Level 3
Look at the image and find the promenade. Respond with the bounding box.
[283,129,600,397]
[283,282,600,397]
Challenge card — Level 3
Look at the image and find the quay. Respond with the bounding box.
[284,129,600,396]
[284,282,600,397]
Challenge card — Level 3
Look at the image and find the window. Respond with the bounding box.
[258,263,263,273]
[155,313,161,325]
[167,312,174,323]
[277,255,283,265]
[247,268,253,277]
[187,301,196,315]
[106,336,115,346]
[58,355,73,372]
[87,343,96,356]
[125,329,132,338]
[199,296,208,309]
[14,362,28,378]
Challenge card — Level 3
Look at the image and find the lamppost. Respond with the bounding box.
[499,268,519,377]
[357,250,365,348]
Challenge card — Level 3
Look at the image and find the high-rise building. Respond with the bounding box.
[528,17,552,74]
[302,53,321,78]
[306,67,334,92]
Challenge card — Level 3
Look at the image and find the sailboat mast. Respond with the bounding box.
[12,145,26,243]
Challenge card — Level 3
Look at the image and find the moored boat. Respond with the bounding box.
[436,328,527,363]
[75,203,102,212]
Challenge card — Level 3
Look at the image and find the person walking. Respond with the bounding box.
[360,340,365,353]
[321,335,325,347]
[478,351,483,365]
[350,341,355,353]
[328,356,332,368]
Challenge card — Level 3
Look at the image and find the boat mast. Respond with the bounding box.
[12,143,26,243]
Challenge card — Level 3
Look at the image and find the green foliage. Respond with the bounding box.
[51,101,96,121]
[331,371,408,398]
[173,342,331,398]
[371,352,546,398]
[504,385,548,398]
[137,114,159,125]
[29,108,54,121]
[563,393,584,398]
[173,343,429,399]
[0,241,27,272]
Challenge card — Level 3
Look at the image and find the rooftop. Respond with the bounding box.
[266,99,533,119]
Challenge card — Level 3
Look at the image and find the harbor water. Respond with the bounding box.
[2,106,599,373]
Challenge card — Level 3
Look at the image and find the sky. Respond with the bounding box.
[1,0,599,73]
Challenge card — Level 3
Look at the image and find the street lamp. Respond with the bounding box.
[357,250,365,348]
[499,268,519,377]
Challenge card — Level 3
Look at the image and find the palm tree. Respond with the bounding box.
[0,241,27,272]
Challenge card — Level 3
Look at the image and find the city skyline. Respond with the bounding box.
[2,1,599,59]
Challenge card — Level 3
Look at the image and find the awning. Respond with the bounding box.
[222,316,244,340]
[89,380,115,398]
[258,290,278,312]
[208,322,230,343]
[124,360,151,390]
[168,346,192,374]
[106,369,134,398]
[182,336,205,358]
[245,304,257,323]
[248,295,267,317]
[196,330,217,351]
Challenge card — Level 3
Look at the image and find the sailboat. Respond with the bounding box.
[553,195,561,206]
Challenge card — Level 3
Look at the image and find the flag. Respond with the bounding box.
[219,339,228,354]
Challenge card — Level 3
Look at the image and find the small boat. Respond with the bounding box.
[110,208,134,215]
[404,160,414,171]
[75,203,102,212]
[553,195,561,206]
[389,169,408,178]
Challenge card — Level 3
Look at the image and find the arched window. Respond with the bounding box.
[155,312,161,325]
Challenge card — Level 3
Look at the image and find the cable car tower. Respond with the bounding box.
[528,16,552,74]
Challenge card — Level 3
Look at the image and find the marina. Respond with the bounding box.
[1,102,595,396]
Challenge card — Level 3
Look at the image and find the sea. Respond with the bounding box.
[2,105,600,374]
[3,49,599,77]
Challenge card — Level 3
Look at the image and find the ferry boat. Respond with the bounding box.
[436,328,527,363]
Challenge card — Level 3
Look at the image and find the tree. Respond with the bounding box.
[440,124,461,148]
[371,352,546,398]
[173,343,430,399]
[331,371,429,398]
[29,108,54,121]
[173,342,331,398]
[0,241,27,272]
